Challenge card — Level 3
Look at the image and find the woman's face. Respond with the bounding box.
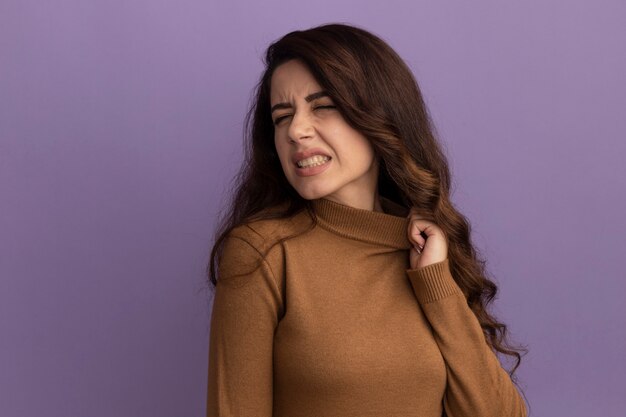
[270,59,379,205]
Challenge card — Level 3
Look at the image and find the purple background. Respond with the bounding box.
[2,1,625,416]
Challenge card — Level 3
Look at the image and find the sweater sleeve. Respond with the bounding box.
[406,258,527,417]
[206,233,283,417]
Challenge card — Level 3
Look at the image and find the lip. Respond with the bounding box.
[294,157,331,177]
[291,148,332,167]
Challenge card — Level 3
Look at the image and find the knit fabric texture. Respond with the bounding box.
[206,196,527,416]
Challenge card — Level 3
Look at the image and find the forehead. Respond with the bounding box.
[270,59,323,103]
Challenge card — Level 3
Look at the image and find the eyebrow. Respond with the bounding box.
[270,91,330,113]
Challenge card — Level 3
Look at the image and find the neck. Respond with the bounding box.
[321,188,383,213]
[309,195,412,249]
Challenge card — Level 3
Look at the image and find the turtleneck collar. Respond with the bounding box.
[310,196,412,250]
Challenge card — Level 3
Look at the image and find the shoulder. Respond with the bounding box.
[220,208,312,284]
[228,206,313,253]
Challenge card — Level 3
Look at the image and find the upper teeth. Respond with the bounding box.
[297,155,330,167]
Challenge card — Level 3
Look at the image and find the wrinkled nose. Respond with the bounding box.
[288,111,314,143]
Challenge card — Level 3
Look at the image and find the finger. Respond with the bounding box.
[409,222,427,247]
[409,218,438,238]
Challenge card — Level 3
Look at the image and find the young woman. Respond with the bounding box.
[206,23,528,417]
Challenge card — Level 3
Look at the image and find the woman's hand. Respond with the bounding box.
[407,207,448,269]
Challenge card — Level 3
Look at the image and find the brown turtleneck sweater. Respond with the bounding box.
[206,196,527,416]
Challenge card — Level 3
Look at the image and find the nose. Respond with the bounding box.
[287,109,314,143]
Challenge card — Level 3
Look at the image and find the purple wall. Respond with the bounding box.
[2,1,625,416]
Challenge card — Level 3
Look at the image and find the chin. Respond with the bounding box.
[293,185,334,201]
[296,190,325,200]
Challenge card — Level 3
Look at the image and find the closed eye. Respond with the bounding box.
[272,105,337,126]
[273,115,291,125]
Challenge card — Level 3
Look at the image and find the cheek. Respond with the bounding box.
[356,144,376,168]
[334,127,374,164]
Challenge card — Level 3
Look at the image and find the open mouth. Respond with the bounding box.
[294,156,332,168]
[293,156,332,177]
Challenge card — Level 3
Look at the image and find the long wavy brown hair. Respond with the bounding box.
[207,22,527,380]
